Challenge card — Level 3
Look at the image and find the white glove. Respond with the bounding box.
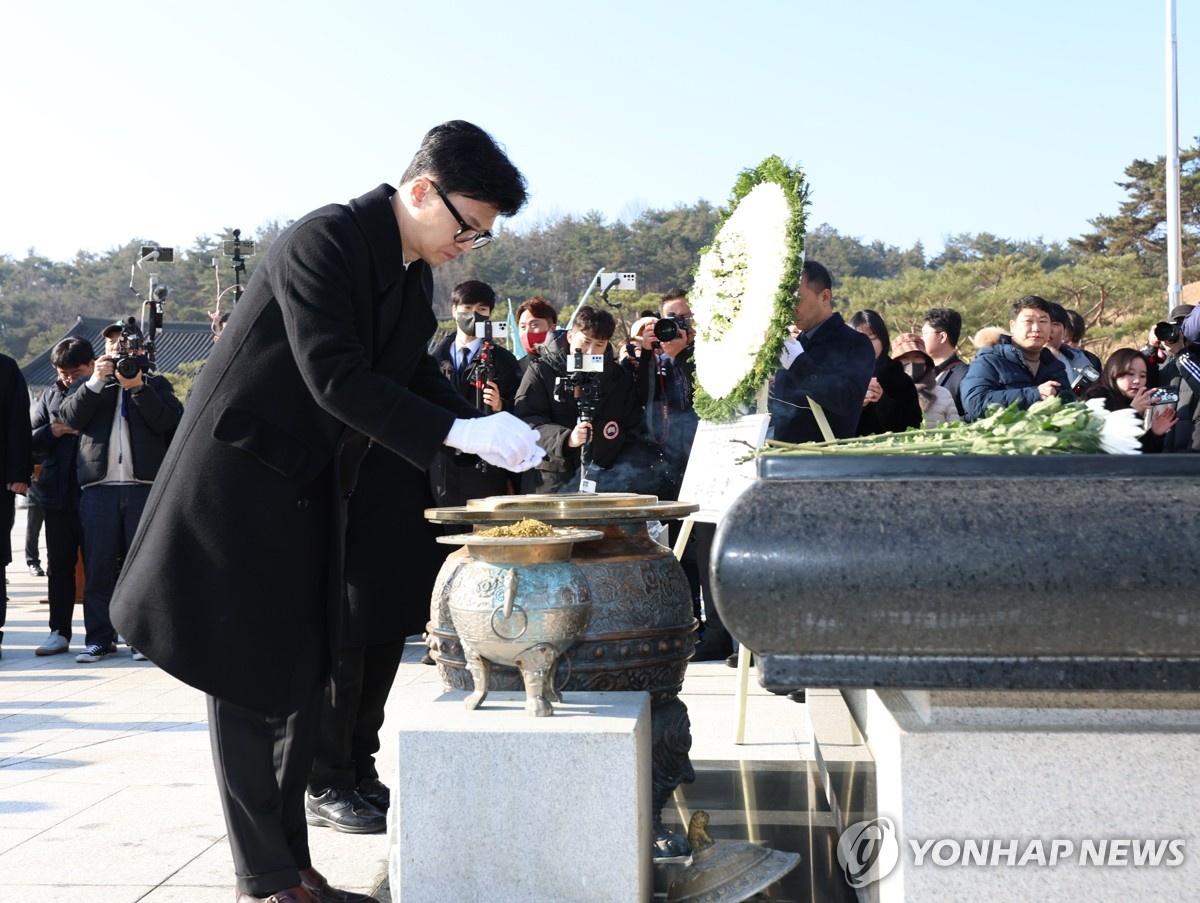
[779,337,804,369]
[445,412,547,472]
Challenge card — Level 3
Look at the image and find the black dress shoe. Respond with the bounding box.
[299,867,379,902]
[28,564,45,577]
[356,777,390,813]
[305,788,385,834]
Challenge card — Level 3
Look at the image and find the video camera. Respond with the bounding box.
[554,351,604,424]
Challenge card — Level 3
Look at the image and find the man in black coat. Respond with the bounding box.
[1,352,32,658]
[428,279,522,508]
[30,336,96,656]
[109,121,541,903]
[769,260,876,443]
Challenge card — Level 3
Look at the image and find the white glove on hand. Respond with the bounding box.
[779,337,804,369]
[445,412,546,472]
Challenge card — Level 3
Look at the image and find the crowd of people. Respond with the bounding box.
[2,116,1199,902]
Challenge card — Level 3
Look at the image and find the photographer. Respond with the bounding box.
[621,306,698,502]
[429,280,521,506]
[514,304,654,494]
[59,320,183,663]
[1145,304,1200,452]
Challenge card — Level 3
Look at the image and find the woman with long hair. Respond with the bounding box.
[849,309,922,436]
[1081,347,1177,452]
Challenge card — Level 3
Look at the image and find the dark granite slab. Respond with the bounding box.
[711,455,1200,690]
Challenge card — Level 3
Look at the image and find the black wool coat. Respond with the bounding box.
[110,184,478,716]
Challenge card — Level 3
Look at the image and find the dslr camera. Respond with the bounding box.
[1154,319,1184,345]
[110,317,146,382]
[654,314,692,343]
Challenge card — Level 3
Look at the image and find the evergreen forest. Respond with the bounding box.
[3,141,1198,387]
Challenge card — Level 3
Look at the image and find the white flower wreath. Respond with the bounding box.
[691,157,809,422]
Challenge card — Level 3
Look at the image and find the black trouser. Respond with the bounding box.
[1,490,12,642]
[25,502,44,566]
[207,679,323,897]
[309,638,406,793]
[44,507,83,640]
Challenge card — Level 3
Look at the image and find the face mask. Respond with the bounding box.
[905,362,927,382]
[455,311,483,335]
[522,329,548,354]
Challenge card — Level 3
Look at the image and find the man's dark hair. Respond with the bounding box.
[1011,295,1054,319]
[451,280,496,310]
[516,296,557,323]
[571,305,616,341]
[848,309,890,359]
[1045,301,1070,327]
[50,335,96,369]
[923,307,962,346]
[662,288,688,302]
[401,120,528,217]
[1065,309,1087,343]
[802,260,833,294]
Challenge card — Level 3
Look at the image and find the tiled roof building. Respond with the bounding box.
[21,315,216,395]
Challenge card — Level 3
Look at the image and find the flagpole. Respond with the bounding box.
[1166,0,1182,313]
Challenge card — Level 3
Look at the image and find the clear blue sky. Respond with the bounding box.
[1,1,1195,265]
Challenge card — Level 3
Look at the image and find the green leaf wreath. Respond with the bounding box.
[691,156,809,422]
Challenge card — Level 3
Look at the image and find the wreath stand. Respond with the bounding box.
[671,387,835,745]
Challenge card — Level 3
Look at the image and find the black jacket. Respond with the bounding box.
[934,351,968,417]
[2,354,31,488]
[1156,344,1200,453]
[428,333,522,505]
[769,313,877,443]
[29,380,82,510]
[59,374,183,486]
[514,347,650,494]
[624,344,698,500]
[857,355,922,436]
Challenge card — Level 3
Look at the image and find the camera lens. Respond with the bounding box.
[654,319,680,343]
[115,356,141,379]
[1154,321,1181,343]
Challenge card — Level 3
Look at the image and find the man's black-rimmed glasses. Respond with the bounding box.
[430,181,494,249]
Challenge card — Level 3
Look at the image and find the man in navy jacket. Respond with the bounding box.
[961,295,1074,422]
[769,260,876,443]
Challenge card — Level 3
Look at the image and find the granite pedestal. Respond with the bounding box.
[389,688,651,903]
[840,689,1200,902]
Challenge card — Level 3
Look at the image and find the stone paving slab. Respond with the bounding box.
[2,517,813,902]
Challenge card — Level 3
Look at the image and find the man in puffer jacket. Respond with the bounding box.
[960,295,1075,422]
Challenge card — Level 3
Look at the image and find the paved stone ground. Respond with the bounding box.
[1,514,811,902]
